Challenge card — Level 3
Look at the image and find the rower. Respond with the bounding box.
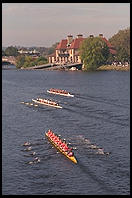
[68,148,72,152]
[48,129,52,134]
[63,146,69,152]
[58,140,62,146]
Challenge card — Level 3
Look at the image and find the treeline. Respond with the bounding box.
[2,42,59,68]
[2,46,19,57]
[2,42,59,57]
[79,37,110,71]
[108,27,130,63]
[3,27,130,70]
[79,27,130,70]
[16,56,48,69]
[36,42,59,57]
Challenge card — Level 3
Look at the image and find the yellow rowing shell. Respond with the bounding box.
[45,133,77,164]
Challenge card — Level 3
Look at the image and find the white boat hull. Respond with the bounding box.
[47,90,74,97]
[32,99,62,109]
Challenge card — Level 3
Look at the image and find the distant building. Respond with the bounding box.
[18,48,40,56]
[48,34,116,65]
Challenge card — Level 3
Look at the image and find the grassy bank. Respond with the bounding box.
[97,65,130,71]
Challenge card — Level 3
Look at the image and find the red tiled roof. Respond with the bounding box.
[56,39,67,49]
[101,37,112,48]
[69,38,85,49]
[55,36,116,54]
[109,49,116,54]
[101,37,116,54]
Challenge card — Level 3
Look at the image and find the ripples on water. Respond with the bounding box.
[2,69,130,195]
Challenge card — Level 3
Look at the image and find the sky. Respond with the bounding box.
[2,3,130,47]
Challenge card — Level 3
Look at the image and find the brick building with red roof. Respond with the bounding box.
[48,34,116,65]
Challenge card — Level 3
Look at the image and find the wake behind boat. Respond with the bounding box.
[32,98,62,109]
[45,129,77,164]
[47,88,74,97]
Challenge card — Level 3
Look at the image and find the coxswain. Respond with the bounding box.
[68,151,73,157]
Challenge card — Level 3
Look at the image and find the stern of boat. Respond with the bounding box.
[70,156,77,164]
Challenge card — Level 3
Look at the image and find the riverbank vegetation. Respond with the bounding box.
[108,27,130,63]
[97,64,130,71]
[16,55,48,69]
[80,37,110,71]
[79,27,130,71]
[3,46,19,57]
[2,27,130,71]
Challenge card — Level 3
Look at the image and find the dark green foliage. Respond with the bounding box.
[5,46,19,57]
[16,55,25,68]
[37,42,59,56]
[2,50,5,56]
[109,27,130,62]
[16,55,48,68]
[79,37,110,70]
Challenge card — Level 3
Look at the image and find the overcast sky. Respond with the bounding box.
[2,3,130,47]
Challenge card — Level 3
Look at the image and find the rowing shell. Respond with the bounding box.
[45,132,77,164]
[47,90,74,97]
[32,99,62,109]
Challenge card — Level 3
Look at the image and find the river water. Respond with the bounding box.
[2,65,130,195]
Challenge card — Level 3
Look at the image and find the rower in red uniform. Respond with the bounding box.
[63,145,69,152]
[58,140,62,146]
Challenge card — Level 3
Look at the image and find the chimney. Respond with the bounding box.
[89,35,94,38]
[77,34,83,38]
[99,34,103,38]
[67,35,73,45]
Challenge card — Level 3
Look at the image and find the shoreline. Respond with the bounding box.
[2,63,130,72]
[97,65,130,71]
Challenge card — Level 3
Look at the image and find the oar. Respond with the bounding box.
[72,147,77,150]
[20,101,25,104]
[25,102,29,105]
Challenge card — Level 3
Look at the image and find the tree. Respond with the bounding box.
[116,47,128,63]
[15,55,48,68]
[16,55,25,68]
[5,46,19,57]
[79,37,110,70]
[109,27,130,62]
[2,50,5,56]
